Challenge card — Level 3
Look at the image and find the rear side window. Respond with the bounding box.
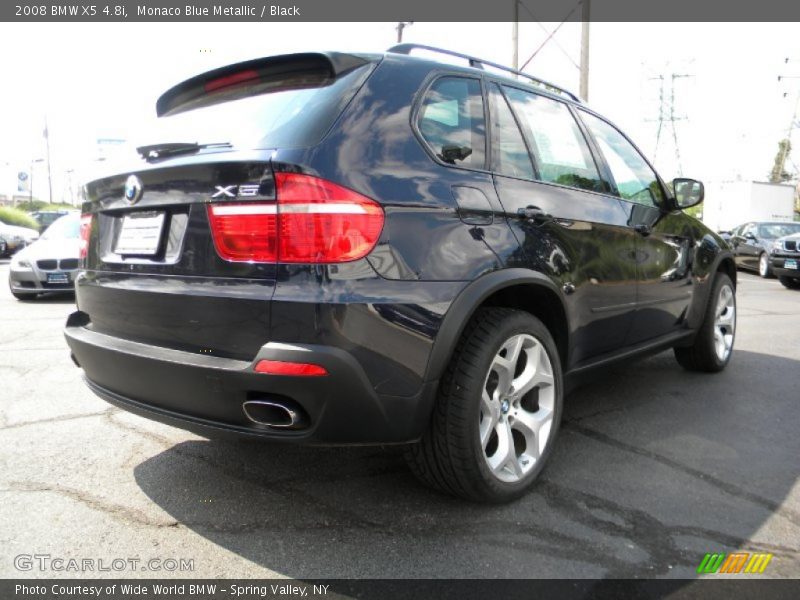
[137,64,374,151]
[579,110,665,207]
[488,84,534,180]
[503,87,603,193]
[418,77,486,169]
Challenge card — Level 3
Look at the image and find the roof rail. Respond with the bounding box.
[387,43,581,103]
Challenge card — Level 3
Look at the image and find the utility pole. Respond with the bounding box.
[43,117,53,204]
[579,0,590,101]
[512,0,519,72]
[395,22,413,44]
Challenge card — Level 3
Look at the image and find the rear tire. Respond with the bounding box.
[779,276,800,290]
[674,274,736,372]
[405,307,563,503]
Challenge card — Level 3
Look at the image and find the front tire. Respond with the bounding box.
[405,308,563,503]
[779,276,800,289]
[674,274,736,372]
[758,252,772,278]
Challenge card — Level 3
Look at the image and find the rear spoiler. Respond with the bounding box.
[156,52,376,117]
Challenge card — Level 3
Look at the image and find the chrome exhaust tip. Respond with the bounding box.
[242,400,307,430]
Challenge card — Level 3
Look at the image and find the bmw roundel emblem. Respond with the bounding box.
[124,174,143,204]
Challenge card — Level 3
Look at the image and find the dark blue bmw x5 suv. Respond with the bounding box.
[65,45,736,502]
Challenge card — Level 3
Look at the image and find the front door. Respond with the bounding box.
[577,109,694,343]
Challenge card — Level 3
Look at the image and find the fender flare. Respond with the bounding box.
[685,247,736,333]
[423,268,567,384]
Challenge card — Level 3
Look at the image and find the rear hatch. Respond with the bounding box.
[78,52,378,361]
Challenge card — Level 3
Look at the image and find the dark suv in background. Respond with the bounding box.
[65,45,736,502]
[727,221,800,278]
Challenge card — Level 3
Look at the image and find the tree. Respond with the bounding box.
[769,139,793,183]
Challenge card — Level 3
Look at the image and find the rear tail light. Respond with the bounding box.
[207,203,277,262]
[79,214,93,260]
[207,173,383,264]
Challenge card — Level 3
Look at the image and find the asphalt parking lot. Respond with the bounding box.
[0,262,798,580]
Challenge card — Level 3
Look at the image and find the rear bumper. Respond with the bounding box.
[64,311,436,444]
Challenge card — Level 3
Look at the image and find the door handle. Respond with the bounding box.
[634,224,651,236]
[517,205,552,223]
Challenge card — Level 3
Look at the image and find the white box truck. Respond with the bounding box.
[702,180,796,232]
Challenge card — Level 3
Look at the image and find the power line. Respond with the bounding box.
[516,0,581,70]
[518,0,583,72]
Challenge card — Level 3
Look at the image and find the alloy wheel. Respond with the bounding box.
[713,284,736,362]
[479,333,555,483]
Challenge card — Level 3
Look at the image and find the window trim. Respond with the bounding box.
[491,79,613,196]
[411,71,490,173]
[487,81,538,180]
[574,106,671,211]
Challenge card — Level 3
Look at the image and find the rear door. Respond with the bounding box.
[490,82,639,365]
[78,53,377,361]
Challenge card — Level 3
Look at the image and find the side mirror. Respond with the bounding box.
[673,178,704,209]
[745,232,757,241]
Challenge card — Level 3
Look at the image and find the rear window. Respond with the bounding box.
[136,63,374,151]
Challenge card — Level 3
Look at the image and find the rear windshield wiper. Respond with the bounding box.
[137,141,232,162]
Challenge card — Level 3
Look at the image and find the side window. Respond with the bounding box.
[503,86,604,193]
[488,83,534,179]
[579,111,665,207]
[418,76,486,169]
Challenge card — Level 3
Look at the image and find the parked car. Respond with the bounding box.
[8,213,82,300]
[64,45,737,502]
[771,232,800,289]
[727,221,800,278]
[0,220,39,255]
[0,236,7,257]
[29,209,77,232]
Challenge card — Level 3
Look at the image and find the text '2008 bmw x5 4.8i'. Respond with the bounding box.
[65,45,736,502]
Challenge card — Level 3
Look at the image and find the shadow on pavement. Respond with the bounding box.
[134,349,800,578]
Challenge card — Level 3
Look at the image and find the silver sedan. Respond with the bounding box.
[8,213,81,300]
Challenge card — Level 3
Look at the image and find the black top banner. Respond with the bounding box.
[3,0,800,22]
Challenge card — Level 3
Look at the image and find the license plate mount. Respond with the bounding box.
[115,212,166,256]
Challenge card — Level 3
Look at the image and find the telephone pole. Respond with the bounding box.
[395,22,413,44]
[579,0,590,101]
[43,117,53,204]
[512,1,519,72]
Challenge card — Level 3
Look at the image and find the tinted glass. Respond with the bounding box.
[418,77,486,169]
[503,87,603,193]
[580,111,665,207]
[488,84,534,179]
[759,223,800,238]
[138,64,374,150]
